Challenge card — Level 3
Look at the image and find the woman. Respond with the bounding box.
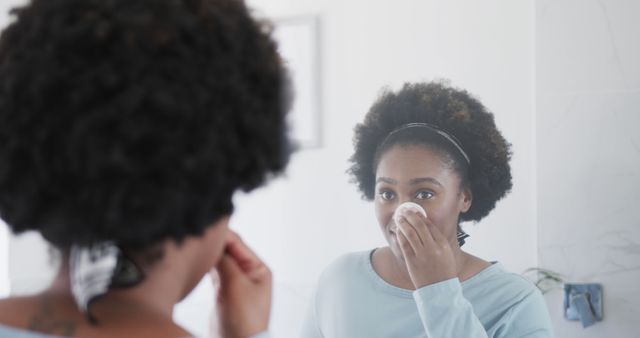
[301,82,553,337]
[0,0,291,337]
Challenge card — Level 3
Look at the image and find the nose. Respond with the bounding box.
[389,197,412,231]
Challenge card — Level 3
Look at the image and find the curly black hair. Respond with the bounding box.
[0,0,292,250]
[348,81,512,222]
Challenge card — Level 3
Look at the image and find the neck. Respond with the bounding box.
[46,253,188,321]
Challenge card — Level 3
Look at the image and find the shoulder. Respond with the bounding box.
[0,296,38,327]
[318,250,370,280]
[312,250,372,294]
[326,250,369,269]
[472,265,553,333]
[0,297,48,338]
[308,250,376,316]
[468,263,544,307]
[0,296,192,338]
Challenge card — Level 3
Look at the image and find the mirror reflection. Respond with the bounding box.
[0,0,638,337]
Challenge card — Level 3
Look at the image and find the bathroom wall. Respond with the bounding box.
[536,0,640,337]
[188,0,536,337]
[0,0,31,300]
[0,220,8,297]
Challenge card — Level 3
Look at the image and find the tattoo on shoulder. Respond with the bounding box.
[27,296,76,336]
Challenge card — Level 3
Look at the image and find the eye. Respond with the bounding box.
[379,190,395,201]
[415,190,434,200]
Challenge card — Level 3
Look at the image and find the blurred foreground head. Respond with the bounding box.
[0,0,292,251]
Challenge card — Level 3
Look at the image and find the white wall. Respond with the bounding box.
[0,0,27,299]
[7,232,57,295]
[195,1,535,337]
[240,0,536,278]
[536,0,640,337]
[0,0,54,297]
[0,220,9,297]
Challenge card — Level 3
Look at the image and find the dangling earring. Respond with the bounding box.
[70,242,144,324]
[456,227,470,247]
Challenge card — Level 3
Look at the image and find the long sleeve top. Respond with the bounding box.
[300,250,553,338]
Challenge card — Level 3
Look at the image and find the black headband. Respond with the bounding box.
[380,123,471,164]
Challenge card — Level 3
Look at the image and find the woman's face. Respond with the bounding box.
[374,145,471,260]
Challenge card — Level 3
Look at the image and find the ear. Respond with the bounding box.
[459,186,472,213]
[199,215,232,266]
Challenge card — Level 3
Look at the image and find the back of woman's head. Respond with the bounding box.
[0,0,291,250]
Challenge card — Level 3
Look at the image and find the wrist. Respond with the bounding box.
[412,271,457,289]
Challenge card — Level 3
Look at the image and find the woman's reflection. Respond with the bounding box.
[301,81,553,338]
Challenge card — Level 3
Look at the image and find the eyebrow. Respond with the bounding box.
[376,177,397,185]
[376,177,443,187]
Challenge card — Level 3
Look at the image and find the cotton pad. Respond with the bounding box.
[391,202,427,232]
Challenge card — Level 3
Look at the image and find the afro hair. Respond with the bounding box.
[348,81,512,222]
[0,0,292,249]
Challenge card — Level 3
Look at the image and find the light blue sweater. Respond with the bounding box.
[301,250,554,338]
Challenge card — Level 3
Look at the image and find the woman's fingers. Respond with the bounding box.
[401,210,435,248]
[225,232,256,262]
[225,231,268,281]
[396,216,423,249]
[215,241,272,338]
[217,254,243,286]
[425,219,450,248]
[395,229,415,258]
[394,210,459,288]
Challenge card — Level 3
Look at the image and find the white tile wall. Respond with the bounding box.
[537,0,640,336]
[0,220,9,297]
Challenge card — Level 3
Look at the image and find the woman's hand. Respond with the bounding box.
[214,231,272,338]
[395,210,458,289]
